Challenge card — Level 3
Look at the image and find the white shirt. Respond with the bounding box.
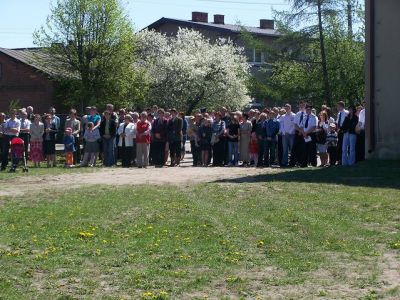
[301,113,318,134]
[294,111,306,128]
[4,118,21,136]
[20,118,31,131]
[336,109,349,128]
[358,109,366,129]
[280,112,296,135]
[117,122,136,147]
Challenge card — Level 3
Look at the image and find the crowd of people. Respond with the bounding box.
[0,101,366,171]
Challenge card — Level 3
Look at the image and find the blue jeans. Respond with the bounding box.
[342,133,356,166]
[228,142,239,165]
[102,137,115,166]
[282,134,295,166]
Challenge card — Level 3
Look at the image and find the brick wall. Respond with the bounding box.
[0,52,56,114]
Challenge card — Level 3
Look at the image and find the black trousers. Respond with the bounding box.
[153,141,166,166]
[221,137,229,165]
[277,135,283,166]
[337,131,344,164]
[327,146,337,166]
[1,135,15,169]
[257,138,265,166]
[169,141,181,164]
[119,146,133,167]
[356,130,365,162]
[212,139,224,166]
[74,136,81,164]
[19,133,30,160]
[290,133,304,167]
[301,140,317,167]
[190,140,200,166]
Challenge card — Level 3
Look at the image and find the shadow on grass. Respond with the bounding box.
[214,160,400,189]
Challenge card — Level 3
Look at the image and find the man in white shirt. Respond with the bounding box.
[280,104,296,167]
[336,101,349,165]
[289,102,306,167]
[1,109,21,171]
[19,111,31,161]
[300,104,318,167]
[356,104,366,162]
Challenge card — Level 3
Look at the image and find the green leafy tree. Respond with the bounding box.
[34,0,146,112]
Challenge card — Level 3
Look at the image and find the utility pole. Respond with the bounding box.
[347,0,353,39]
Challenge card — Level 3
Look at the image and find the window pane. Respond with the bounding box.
[245,48,254,62]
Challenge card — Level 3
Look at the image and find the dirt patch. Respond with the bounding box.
[0,167,276,197]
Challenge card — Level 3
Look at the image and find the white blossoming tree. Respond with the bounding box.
[136,28,251,114]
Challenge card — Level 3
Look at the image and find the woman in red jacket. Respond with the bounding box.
[136,112,152,168]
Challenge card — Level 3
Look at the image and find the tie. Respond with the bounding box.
[305,115,309,128]
[300,112,304,124]
[338,112,342,128]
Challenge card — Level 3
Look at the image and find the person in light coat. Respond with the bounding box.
[117,114,136,167]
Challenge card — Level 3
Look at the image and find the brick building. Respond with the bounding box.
[0,47,59,113]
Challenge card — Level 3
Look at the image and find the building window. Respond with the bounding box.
[245,48,266,65]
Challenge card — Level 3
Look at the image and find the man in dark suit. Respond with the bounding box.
[167,109,183,167]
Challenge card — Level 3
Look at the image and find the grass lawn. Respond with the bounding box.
[0,161,399,299]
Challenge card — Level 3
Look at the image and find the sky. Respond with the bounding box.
[0,0,290,48]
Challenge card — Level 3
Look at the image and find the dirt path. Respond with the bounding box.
[0,166,277,197]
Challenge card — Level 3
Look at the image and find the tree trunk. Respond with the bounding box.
[185,90,205,116]
[347,0,353,39]
[317,0,332,107]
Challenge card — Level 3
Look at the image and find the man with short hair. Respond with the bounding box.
[19,111,31,160]
[263,111,280,167]
[167,109,183,167]
[300,104,318,167]
[290,102,306,167]
[336,101,348,165]
[65,109,81,164]
[26,106,34,121]
[1,110,21,170]
[280,104,296,167]
[151,109,168,167]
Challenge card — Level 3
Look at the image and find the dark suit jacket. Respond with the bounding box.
[167,117,183,142]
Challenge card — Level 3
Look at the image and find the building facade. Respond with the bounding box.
[365,0,400,159]
[0,48,57,113]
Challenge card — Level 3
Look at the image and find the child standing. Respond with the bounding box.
[326,123,338,166]
[80,122,100,167]
[199,119,212,167]
[249,133,259,167]
[63,127,76,167]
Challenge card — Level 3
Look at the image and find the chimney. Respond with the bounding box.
[260,19,275,30]
[214,14,225,25]
[192,11,208,23]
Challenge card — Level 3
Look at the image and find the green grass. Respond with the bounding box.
[0,161,399,299]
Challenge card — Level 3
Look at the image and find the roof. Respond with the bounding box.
[144,18,281,38]
[0,47,68,77]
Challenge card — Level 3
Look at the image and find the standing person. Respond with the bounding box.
[356,104,366,162]
[26,106,35,121]
[239,113,252,166]
[19,111,31,160]
[63,128,76,167]
[99,111,117,167]
[65,109,81,164]
[227,116,240,167]
[49,107,61,131]
[188,114,201,167]
[254,113,267,167]
[167,109,183,167]
[199,118,212,167]
[326,123,338,166]
[86,106,101,130]
[220,107,231,166]
[29,114,44,167]
[336,101,348,165]
[316,111,329,166]
[249,133,259,167]
[136,112,152,168]
[131,112,139,166]
[341,105,359,166]
[290,102,306,167]
[117,114,135,168]
[80,122,100,167]
[43,114,57,168]
[263,111,280,167]
[300,104,318,168]
[277,109,286,166]
[280,104,296,167]
[1,110,21,171]
[151,109,168,168]
[211,112,226,166]
[0,113,5,157]
[180,112,188,161]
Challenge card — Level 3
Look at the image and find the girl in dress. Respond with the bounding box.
[80,122,100,167]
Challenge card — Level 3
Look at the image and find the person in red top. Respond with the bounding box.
[136,112,152,168]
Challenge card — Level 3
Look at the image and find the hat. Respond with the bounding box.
[329,123,336,128]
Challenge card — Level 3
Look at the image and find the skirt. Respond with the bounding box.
[85,141,100,153]
[30,140,44,162]
[43,140,56,155]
